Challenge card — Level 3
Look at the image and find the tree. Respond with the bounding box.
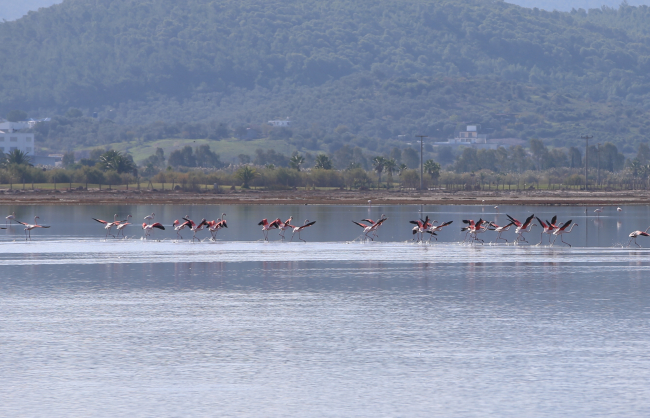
[65,108,83,118]
[314,154,333,170]
[238,154,251,164]
[383,158,397,188]
[235,166,259,188]
[424,159,441,184]
[372,156,385,188]
[289,154,305,171]
[6,110,27,122]
[61,152,75,168]
[98,150,136,174]
[2,149,32,167]
[402,147,420,169]
[637,143,650,165]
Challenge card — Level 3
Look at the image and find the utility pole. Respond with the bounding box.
[581,135,593,191]
[597,143,600,188]
[416,135,428,191]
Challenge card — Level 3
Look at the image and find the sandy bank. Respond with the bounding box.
[1,188,649,206]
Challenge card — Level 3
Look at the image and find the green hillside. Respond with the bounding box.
[2,0,650,154]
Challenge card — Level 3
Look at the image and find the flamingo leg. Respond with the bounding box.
[561,235,571,247]
[299,231,306,242]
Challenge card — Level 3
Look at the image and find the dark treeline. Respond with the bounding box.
[3,0,650,152]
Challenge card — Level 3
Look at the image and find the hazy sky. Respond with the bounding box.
[0,0,62,21]
[0,0,648,21]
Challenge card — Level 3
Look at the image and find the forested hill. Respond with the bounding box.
[3,0,650,151]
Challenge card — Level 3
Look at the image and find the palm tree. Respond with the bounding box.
[314,154,333,170]
[289,154,305,171]
[2,149,33,167]
[383,158,397,188]
[99,150,136,174]
[398,163,408,175]
[372,156,385,189]
[424,159,441,187]
[235,165,259,189]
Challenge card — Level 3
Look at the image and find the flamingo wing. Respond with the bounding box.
[550,215,557,225]
[361,218,375,224]
[522,214,535,228]
[303,221,316,228]
[151,222,165,230]
[506,214,521,226]
[559,220,573,231]
[535,217,547,228]
[92,218,108,224]
[353,221,369,228]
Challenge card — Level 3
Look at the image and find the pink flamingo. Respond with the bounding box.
[461,218,486,243]
[410,216,431,242]
[17,216,50,240]
[142,222,165,239]
[536,215,557,245]
[426,220,453,241]
[552,220,578,247]
[184,217,209,242]
[291,219,316,242]
[208,214,228,240]
[274,216,293,240]
[353,216,387,241]
[172,216,191,239]
[627,226,650,247]
[258,218,280,241]
[92,214,121,238]
[5,212,15,227]
[507,214,536,244]
[144,212,155,224]
[115,215,132,238]
[489,221,514,243]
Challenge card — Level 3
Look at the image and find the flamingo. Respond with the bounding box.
[291,219,316,242]
[627,226,650,247]
[594,207,604,216]
[617,207,623,212]
[425,220,453,241]
[115,215,132,238]
[172,216,191,239]
[353,216,387,241]
[208,214,228,240]
[507,214,536,244]
[489,221,514,243]
[360,214,387,239]
[92,214,121,238]
[142,222,165,239]
[258,218,280,241]
[535,215,557,245]
[552,220,578,247]
[410,216,431,242]
[5,212,15,227]
[144,213,155,224]
[16,216,50,240]
[461,218,487,243]
[183,217,209,242]
[275,216,293,240]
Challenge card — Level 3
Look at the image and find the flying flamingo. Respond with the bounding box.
[142,222,165,239]
[258,218,280,241]
[461,218,486,243]
[172,216,191,239]
[552,220,578,247]
[360,214,387,238]
[208,214,228,240]
[426,220,453,241]
[489,221,514,243]
[291,220,316,242]
[275,216,293,240]
[353,216,387,241]
[627,226,650,247]
[535,215,557,245]
[16,216,50,240]
[144,213,155,224]
[410,216,431,242]
[115,215,132,238]
[507,214,536,244]
[92,214,121,238]
[5,212,15,227]
[183,217,209,242]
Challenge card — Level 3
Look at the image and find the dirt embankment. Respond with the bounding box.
[1,188,649,206]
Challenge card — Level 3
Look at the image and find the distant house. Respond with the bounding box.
[432,125,525,150]
[0,128,35,156]
[268,119,292,127]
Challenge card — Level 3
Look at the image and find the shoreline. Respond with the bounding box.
[1,189,649,206]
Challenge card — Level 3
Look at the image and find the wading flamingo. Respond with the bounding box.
[410,216,431,242]
[208,214,228,240]
[142,222,165,239]
[291,220,316,242]
[353,216,387,241]
[275,216,293,240]
[258,218,280,241]
[627,226,650,247]
[360,214,387,239]
[144,213,155,224]
[536,215,557,245]
[92,214,120,238]
[426,220,453,242]
[461,218,487,244]
[507,214,536,244]
[552,220,578,247]
[489,221,514,243]
[5,212,15,227]
[183,217,209,242]
[594,207,604,216]
[17,216,50,240]
[115,215,132,238]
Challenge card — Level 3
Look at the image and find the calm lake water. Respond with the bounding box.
[1,204,649,417]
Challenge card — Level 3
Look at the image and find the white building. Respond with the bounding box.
[432,125,496,150]
[0,130,35,156]
[268,119,292,127]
